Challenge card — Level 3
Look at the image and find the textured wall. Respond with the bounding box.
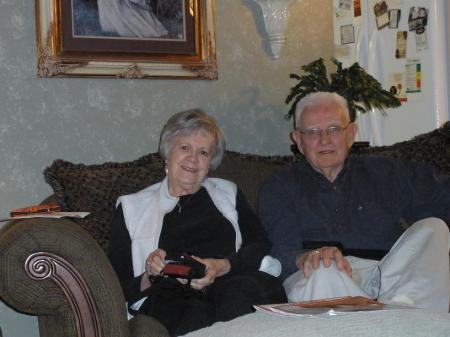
[447,0,450,119]
[0,0,333,336]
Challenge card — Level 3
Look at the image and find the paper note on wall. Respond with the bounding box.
[395,31,407,59]
[416,31,428,51]
[405,59,421,94]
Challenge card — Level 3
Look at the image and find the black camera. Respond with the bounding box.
[161,252,206,279]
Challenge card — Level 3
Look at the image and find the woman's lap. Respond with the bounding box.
[141,271,286,336]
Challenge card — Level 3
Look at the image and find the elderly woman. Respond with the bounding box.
[108,109,286,336]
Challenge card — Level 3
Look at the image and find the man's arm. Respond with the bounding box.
[258,173,306,279]
[258,171,352,279]
[108,205,151,305]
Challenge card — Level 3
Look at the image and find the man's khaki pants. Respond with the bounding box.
[283,218,450,311]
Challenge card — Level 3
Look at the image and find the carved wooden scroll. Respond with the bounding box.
[25,252,103,337]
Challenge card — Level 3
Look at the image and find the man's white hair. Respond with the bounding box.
[294,92,350,129]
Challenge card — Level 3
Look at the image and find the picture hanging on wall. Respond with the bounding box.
[35,0,217,79]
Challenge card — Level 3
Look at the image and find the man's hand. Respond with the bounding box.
[296,246,352,278]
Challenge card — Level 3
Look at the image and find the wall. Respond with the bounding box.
[446,0,450,119]
[0,0,334,336]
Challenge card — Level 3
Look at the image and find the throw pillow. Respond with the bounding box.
[44,153,165,252]
[350,121,450,175]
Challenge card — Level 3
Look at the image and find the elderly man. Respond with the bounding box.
[258,91,450,311]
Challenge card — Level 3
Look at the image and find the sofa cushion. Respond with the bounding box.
[44,151,292,252]
[211,152,294,210]
[350,121,450,175]
[44,153,166,251]
[43,122,449,252]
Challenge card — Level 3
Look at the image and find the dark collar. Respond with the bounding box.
[303,158,351,190]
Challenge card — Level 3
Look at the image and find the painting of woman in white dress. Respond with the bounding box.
[98,0,167,38]
[36,0,216,79]
[73,0,184,40]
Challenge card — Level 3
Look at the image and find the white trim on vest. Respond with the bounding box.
[116,176,242,277]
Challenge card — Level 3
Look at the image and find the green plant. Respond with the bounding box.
[285,58,401,122]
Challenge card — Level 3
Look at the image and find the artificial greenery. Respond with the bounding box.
[285,58,401,122]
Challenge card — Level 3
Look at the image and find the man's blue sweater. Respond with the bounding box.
[258,156,450,279]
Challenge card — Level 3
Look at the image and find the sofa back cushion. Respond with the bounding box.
[44,153,165,251]
[350,121,450,175]
[211,152,294,211]
[44,151,292,252]
[43,121,450,252]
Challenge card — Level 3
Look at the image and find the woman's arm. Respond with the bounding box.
[189,189,270,290]
[108,204,151,305]
[226,189,271,274]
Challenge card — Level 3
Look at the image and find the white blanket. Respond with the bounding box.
[183,309,450,337]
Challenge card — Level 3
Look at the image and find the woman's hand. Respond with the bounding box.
[140,249,167,291]
[146,248,167,276]
[188,257,231,291]
[296,246,352,278]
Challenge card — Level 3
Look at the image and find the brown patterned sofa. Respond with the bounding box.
[0,122,449,337]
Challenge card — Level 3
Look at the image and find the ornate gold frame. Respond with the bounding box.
[35,0,217,79]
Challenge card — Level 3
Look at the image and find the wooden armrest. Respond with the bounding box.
[0,218,128,337]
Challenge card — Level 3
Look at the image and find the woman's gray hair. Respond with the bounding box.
[158,109,226,170]
[295,92,350,129]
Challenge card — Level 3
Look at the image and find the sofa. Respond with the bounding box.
[0,122,449,337]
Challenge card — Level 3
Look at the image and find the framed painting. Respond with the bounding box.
[35,0,217,79]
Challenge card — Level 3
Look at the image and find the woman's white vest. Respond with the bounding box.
[117,177,242,277]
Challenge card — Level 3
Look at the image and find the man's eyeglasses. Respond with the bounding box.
[297,124,351,139]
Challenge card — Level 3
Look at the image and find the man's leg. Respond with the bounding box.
[364,218,450,311]
[283,261,369,302]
